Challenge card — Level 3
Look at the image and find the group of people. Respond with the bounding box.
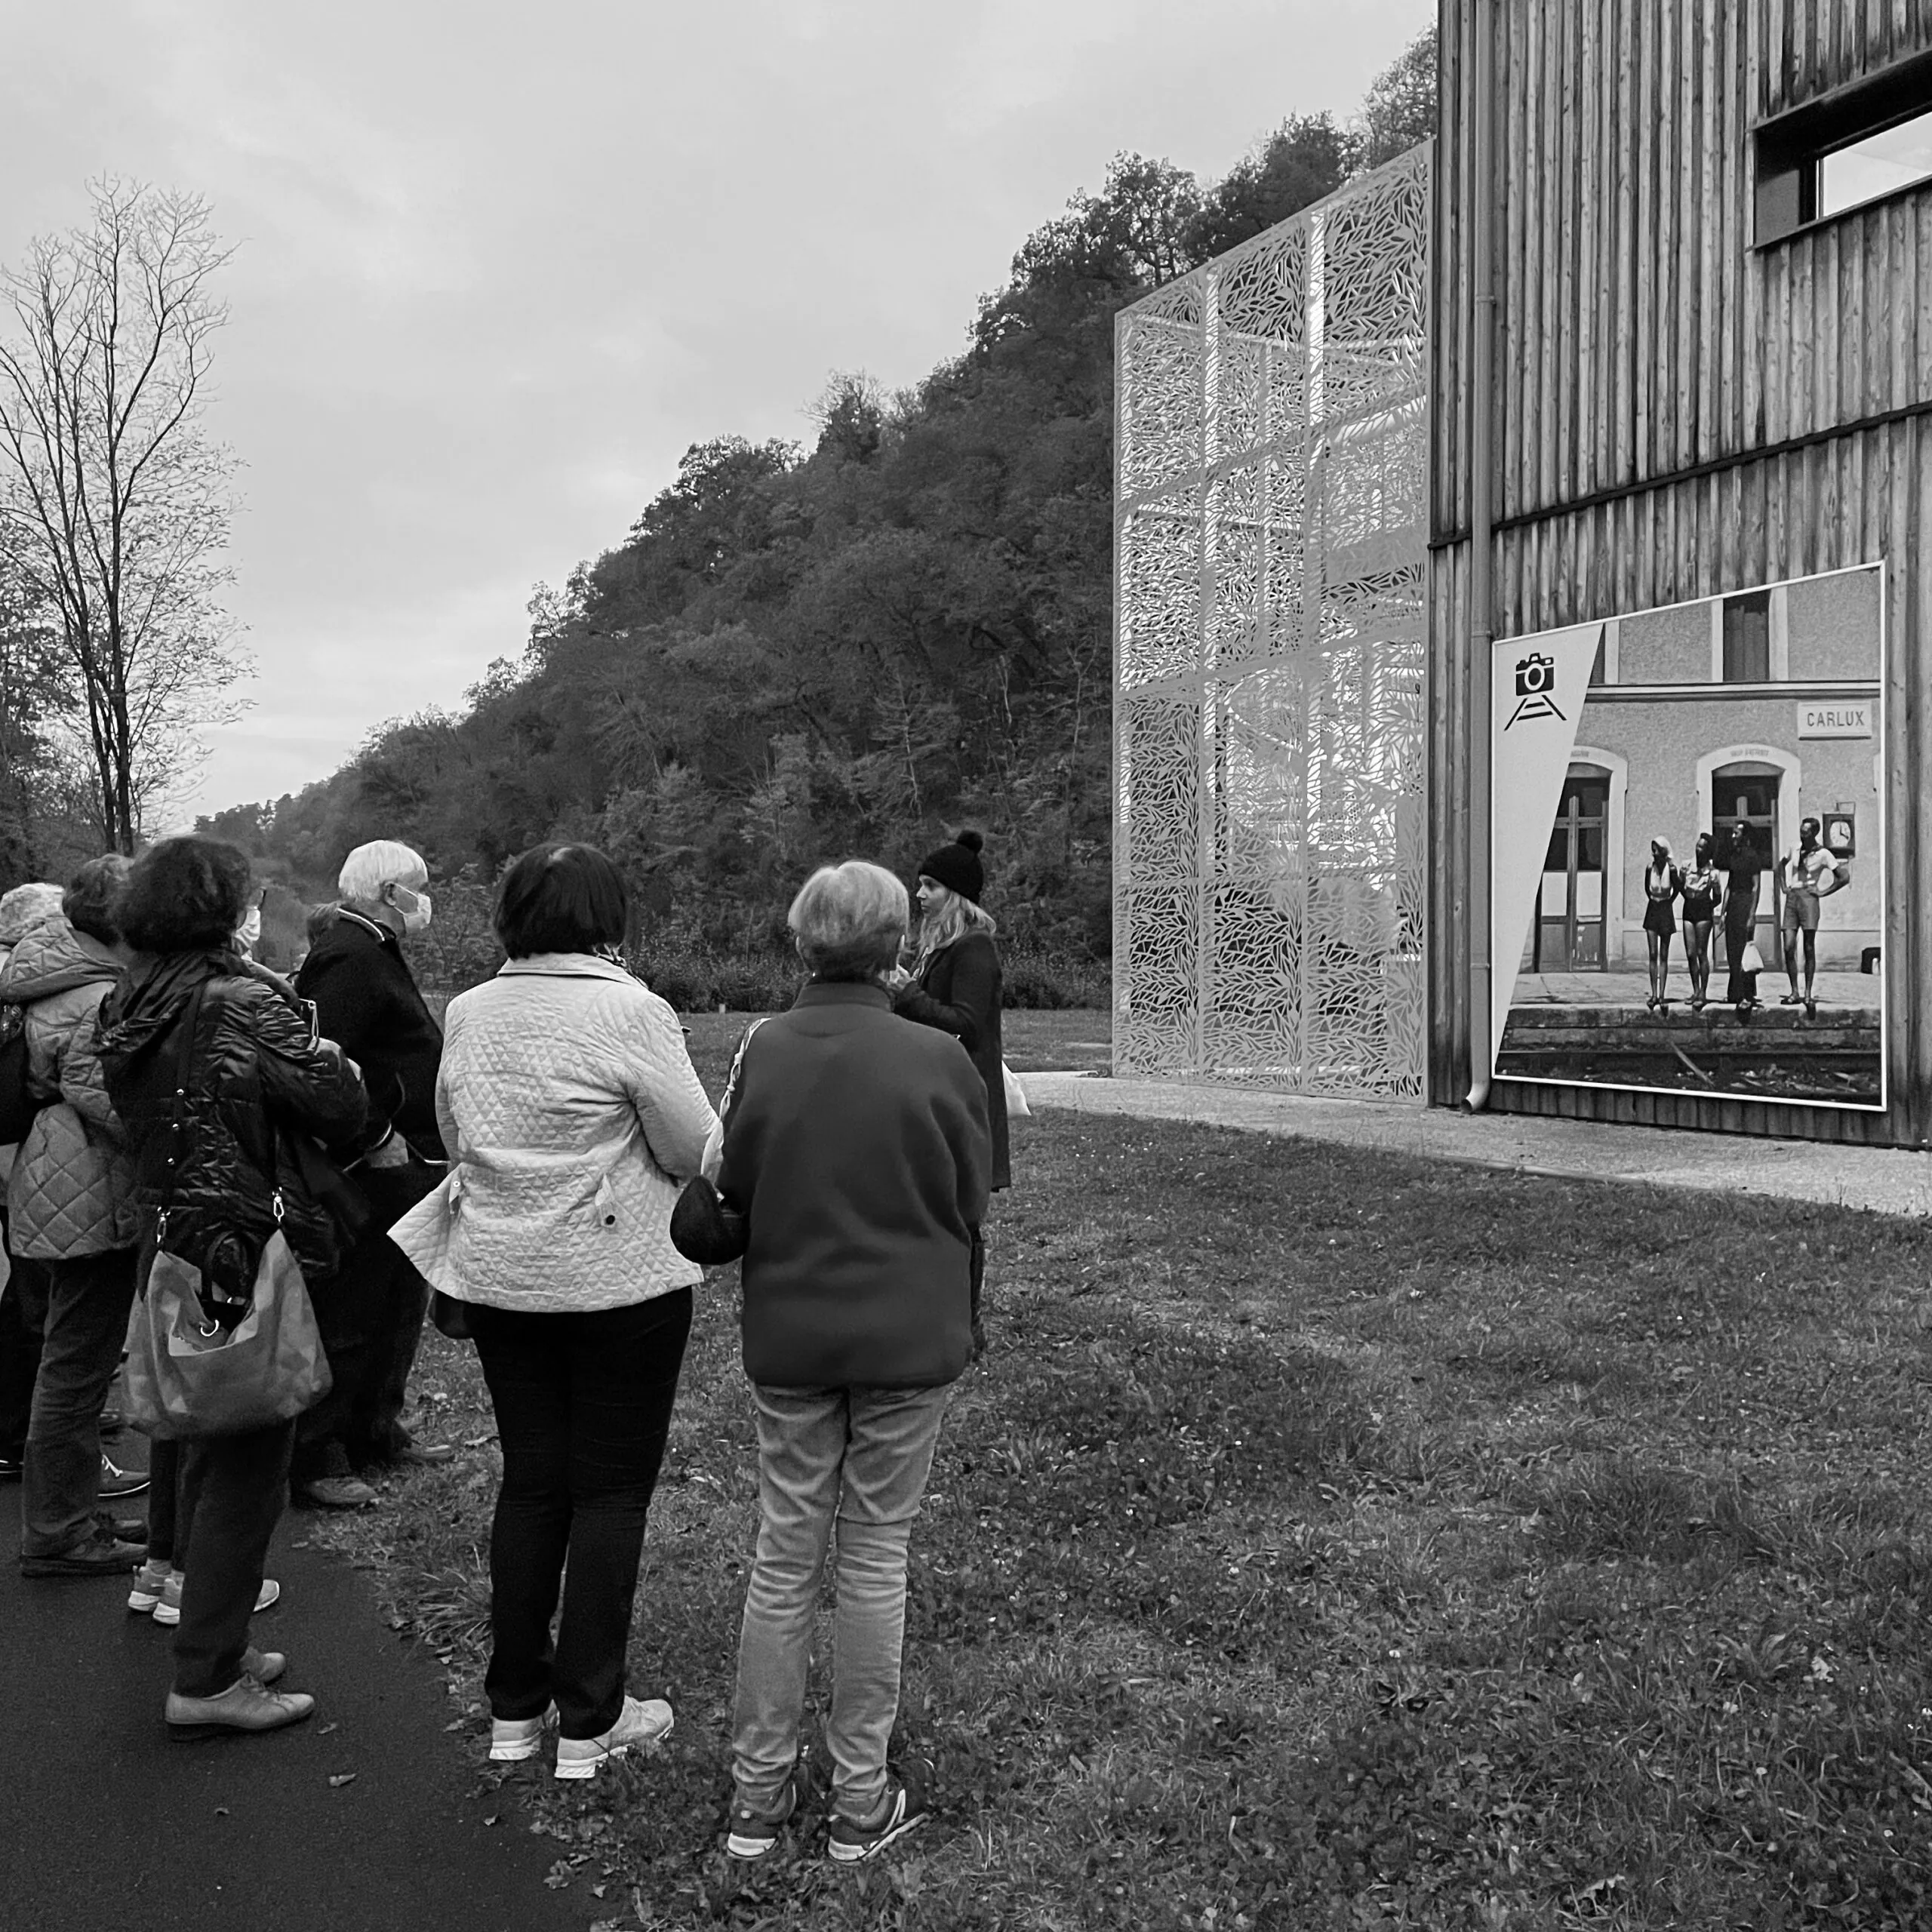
[1638,817,1850,1020]
[0,823,1011,1866]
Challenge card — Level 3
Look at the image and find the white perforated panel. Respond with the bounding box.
[1113,148,1430,1097]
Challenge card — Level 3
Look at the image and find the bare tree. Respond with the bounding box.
[0,179,248,854]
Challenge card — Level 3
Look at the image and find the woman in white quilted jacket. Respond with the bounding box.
[401,843,716,1780]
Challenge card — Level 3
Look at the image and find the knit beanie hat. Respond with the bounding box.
[916,831,985,905]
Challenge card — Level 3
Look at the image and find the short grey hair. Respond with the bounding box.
[338,840,426,903]
[0,881,63,947]
[788,862,907,980]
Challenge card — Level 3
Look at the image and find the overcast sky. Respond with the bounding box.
[2,0,1431,824]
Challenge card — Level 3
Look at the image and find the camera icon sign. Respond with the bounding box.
[1515,653,1555,698]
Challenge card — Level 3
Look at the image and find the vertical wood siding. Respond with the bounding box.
[1430,0,1932,1143]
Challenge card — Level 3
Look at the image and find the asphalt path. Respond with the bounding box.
[0,1481,593,1932]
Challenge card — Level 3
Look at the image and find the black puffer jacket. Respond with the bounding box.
[97,951,369,1298]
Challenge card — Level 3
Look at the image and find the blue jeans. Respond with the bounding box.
[17,1249,138,1558]
[731,1382,952,1822]
[468,1292,692,1739]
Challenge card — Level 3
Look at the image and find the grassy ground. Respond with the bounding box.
[312,1014,1932,1930]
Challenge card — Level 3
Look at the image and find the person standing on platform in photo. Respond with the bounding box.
[888,832,1006,1359]
[1641,838,1681,1011]
[1777,817,1850,1018]
[1721,821,1765,1022]
[1677,833,1723,1014]
[0,881,67,1487]
[288,841,452,1510]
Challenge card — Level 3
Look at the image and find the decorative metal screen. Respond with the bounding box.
[1112,146,1430,1097]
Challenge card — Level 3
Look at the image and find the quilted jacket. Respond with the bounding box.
[395,954,717,1312]
[0,916,137,1258]
[97,952,370,1298]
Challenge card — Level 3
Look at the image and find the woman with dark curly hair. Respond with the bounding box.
[98,838,368,1738]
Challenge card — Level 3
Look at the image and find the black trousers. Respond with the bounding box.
[469,1292,692,1739]
[291,1161,438,1482]
[173,1420,294,1697]
[0,1251,48,1461]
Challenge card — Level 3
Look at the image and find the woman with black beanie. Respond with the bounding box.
[891,832,1007,1355]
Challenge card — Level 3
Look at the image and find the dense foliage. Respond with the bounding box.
[202,35,1435,980]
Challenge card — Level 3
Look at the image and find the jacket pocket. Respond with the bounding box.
[592,1171,620,1231]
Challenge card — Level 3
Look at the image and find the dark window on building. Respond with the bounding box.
[1722,592,1770,683]
[1755,49,1932,244]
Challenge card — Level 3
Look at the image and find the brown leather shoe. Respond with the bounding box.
[295,1475,379,1509]
[166,1672,313,1737]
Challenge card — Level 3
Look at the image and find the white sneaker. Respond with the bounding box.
[553,1695,673,1780]
[152,1574,278,1626]
[128,1558,172,1614]
[489,1703,558,1761]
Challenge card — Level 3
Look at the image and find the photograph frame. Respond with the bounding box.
[1489,561,1888,1115]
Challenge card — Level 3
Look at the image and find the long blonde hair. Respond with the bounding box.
[913,891,997,976]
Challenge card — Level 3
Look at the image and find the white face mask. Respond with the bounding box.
[237,908,262,949]
[387,882,432,935]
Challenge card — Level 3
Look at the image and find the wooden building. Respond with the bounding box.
[1429,0,1932,1142]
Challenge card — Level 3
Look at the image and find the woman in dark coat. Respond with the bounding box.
[890,832,1007,1354]
[97,838,368,1738]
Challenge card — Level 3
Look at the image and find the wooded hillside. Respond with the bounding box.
[201,32,1435,998]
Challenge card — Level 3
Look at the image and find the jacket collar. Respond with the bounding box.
[333,908,398,949]
[497,952,640,988]
[792,980,891,1011]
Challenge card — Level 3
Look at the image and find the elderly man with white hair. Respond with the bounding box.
[289,839,453,1509]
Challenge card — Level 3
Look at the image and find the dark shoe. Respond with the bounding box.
[21,1534,146,1578]
[295,1475,379,1509]
[99,1451,150,1500]
[165,1672,312,1737]
[95,1512,149,1544]
[98,1407,126,1436]
[725,1773,800,1860]
[827,1771,928,1864]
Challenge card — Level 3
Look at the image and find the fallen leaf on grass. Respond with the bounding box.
[318,1722,338,1735]
[443,1718,466,1732]
[328,1773,357,1789]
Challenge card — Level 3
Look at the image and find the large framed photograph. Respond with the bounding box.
[1489,562,1885,1112]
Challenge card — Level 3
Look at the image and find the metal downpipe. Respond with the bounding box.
[1463,0,1498,1113]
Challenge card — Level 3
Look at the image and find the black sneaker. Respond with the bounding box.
[99,1451,149,1500]
[724,1774,798,1860]
[21,1534,146,1578]
[827,1774,928,1864]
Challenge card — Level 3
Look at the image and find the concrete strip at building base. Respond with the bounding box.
[1019,1073,1932,1220]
